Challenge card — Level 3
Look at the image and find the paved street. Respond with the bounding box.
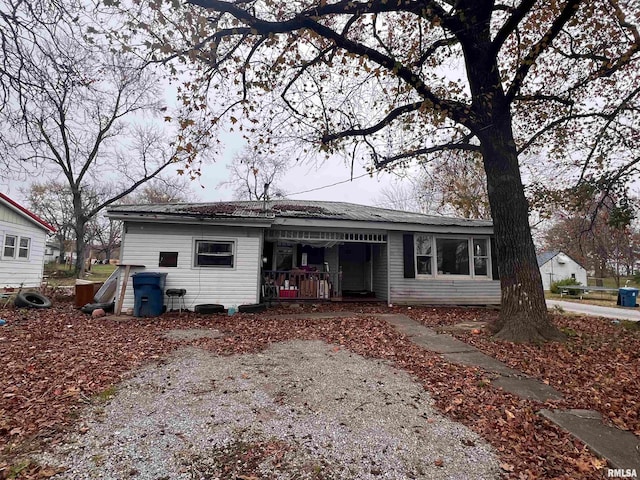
[546,299,640,322]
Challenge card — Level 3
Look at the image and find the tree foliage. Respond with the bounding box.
[124,0,640,342]
[543,195,640,285]
[0,0,210,276]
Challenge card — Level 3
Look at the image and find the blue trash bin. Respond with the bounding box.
[132,272,167,290]
[133,273,168,317]
[618,287,639,307]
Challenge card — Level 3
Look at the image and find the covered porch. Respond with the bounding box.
[261,229,388,302]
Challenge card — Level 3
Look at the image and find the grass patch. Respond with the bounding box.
[44,263,117,286]
[94,386,117,403]
[7,460,30,479]
[620,320,640,332]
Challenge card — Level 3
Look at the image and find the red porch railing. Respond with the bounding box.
[262,270,342,301]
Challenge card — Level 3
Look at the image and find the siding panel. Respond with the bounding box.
[388,231,500,305]
[118,222,263,310]
[0,217,47,288]
[372,244,388,301]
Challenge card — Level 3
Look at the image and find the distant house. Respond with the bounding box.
[537,250,587,291]
[107,200,501,310]
[44,240,62,264]
[0,193,56,288]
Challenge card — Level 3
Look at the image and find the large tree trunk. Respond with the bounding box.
[479,124,565,342]
[460,7,564,342]
[72,189,87,278]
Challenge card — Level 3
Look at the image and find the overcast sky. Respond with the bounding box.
[0,134,398,208]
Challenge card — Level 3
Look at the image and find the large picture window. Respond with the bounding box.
[194,240,234,267]
[413,235,491,278]
[436,238,470,275]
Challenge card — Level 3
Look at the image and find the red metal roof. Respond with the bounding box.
[0,193,56,233]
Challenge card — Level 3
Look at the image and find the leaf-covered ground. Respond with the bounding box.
[1,301,636,479]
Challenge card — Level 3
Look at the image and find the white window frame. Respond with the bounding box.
[471,238,490,278]
[414,234,434,276]
[193,239,235,268]
[3,234,17,259]
[18,237,31,259]
[414,235,492,279]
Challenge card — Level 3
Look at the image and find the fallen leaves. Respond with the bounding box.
[0,302,623,479]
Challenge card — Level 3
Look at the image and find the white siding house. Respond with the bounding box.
[537,251,588,291]
[107,200,502,311]
[117,222,264,310]
[0,193,55,289]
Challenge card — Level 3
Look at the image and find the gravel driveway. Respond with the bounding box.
[43,340,500,479]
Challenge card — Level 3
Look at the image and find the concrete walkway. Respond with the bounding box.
[380,313,640,470]
[547,299,640,322]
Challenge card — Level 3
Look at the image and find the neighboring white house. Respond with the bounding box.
[537,250,588,291]
[107,200,501,311]
[44,240,62,264]
[0,193,56,289]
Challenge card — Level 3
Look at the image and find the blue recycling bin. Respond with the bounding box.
[618,287,639,307]
[133,273,167,317]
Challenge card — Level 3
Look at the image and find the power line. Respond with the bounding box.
[286,172,372,196]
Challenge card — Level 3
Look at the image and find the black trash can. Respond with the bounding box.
[133,273,167,317]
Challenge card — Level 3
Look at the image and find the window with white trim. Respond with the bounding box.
[194,240,234,267]
[18,237,30,259]
[472,239,489,276]
[3,235,17,258]
[414,236,491,278]
[415,234,433,275]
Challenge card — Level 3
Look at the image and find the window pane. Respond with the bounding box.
[473,239,488,256]
[19,238,29,248]
[474,258,488,276]
[436,238,469,275]
[198,242,232,254]
[195,241,234,267]
[197,254,233,267]
[3,235,16,257]
[417,256,432,275]
[159,252,178,267]
[415,235,432,255]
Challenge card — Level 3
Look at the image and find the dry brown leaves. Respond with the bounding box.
[0,302,626,479]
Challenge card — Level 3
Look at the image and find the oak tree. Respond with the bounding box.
[138,0,639,341]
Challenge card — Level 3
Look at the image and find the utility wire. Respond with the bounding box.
[286,172,372,196]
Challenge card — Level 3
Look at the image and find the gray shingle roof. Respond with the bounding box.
[107,200,492,228]
[536,251,560,267]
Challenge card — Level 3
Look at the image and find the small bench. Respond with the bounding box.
[559,285,619,300]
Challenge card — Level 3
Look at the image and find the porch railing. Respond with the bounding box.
[262,269,342,301]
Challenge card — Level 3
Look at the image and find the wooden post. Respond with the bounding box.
[115,265,131,316]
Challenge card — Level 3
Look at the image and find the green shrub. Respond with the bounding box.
[550,277,582,295]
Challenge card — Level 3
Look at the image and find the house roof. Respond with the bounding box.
[107,200,493,230]
[536,250,585,269]
[0,193,56,233]
[536,250,560,267]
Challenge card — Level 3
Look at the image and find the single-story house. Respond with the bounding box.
[0,193,56,289]
[106,200,501,310]
[44,240,63,264]
[537,250,587,291]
